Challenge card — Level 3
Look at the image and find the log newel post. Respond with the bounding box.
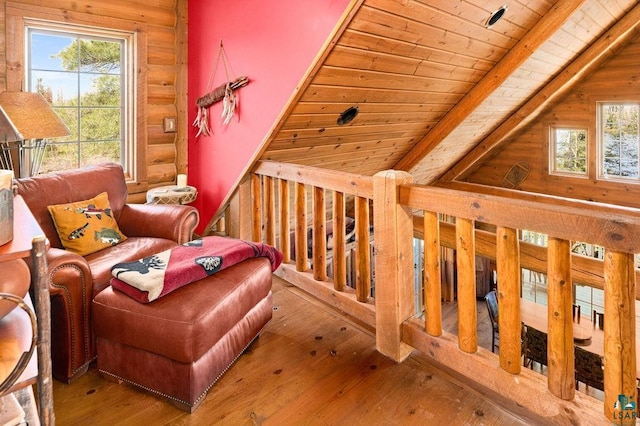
[373,170,414,362]
[603,251,636,422]
[424,211,442,336]
[547,237,574,400]
[496,226,520,373]
[456,217,477,353]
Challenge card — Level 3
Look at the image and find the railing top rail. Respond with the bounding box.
[254,160,374,198]
[400,183,640,254]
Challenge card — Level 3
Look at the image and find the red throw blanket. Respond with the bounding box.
[110,236,283,303]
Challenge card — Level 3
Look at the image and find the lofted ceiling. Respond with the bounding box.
[257,0,640,186]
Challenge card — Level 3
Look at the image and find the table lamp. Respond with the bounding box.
[0,91,70,178]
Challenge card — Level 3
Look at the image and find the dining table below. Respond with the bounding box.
[520,299,593,345]
[520,298,640,379]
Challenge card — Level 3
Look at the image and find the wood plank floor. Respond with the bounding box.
[52,277,528,425]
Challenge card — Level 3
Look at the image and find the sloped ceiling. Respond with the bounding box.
[257,0,640,186]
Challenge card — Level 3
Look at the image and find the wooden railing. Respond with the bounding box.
[237,161,639,424]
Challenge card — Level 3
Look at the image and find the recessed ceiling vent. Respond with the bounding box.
[486,5,507,29]
[337,106,359,125]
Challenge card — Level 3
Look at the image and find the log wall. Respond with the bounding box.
[463,31,640,208]
[0,0,187,202]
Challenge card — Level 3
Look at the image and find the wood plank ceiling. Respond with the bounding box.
[258,0,640,186]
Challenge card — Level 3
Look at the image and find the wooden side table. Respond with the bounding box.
[146,185,198,205]
[0,195,51,425]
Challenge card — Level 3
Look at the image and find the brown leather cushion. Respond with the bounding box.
[92,257,272,364]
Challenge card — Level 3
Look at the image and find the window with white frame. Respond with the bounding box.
[26,21,135,175]
[550,127,587,176]
[598,102,640,180]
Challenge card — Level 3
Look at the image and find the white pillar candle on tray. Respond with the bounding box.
[177,174,187,188]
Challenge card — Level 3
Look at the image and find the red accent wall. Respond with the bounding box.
[188,0,350,233]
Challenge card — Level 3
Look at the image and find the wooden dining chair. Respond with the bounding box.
[572,304,581,322]
[484,290,499,353]
[575,346,604,391]
[523,325,548,370]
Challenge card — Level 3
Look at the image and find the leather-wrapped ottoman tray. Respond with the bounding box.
[92,257,273,412]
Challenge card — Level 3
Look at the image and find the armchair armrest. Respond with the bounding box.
[46,248,92,298]
[44,247,95,381]
[118,203,200,244]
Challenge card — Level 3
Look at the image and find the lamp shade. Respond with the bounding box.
[0,91,70,141]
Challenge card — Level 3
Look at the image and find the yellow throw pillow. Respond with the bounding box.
[47,192,127,256]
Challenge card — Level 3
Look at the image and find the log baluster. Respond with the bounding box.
[603,251,636,422]
[333,191,347,291]
[264,175,275,246]
[496,226,520,373]
[294,182,308,272]
[547,237,574,400]
[278,179,291,263]
[456,217,477,353]
[250,173,262,243]
[312,186,327,281]
[424,211,442,337]
[355,196,371,302]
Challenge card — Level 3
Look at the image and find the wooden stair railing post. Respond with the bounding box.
[313,186,327,281]
[333,191,347,291]
[496,226,520,373]
[355,196,371,302]
[603,251,637,422]
[278,179,291,262]
[236,175,253,241]
[456,217,477,353]
[250,173,262,242]
[373,170,414,362]
[547,237,574,400]
[294,182,308,272]
[264,175,276,246]
[424,211,442,336]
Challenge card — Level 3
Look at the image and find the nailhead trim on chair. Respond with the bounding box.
[50,263,91,380]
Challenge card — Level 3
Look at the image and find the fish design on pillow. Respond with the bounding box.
[95,228,123,245]
[71,204,113,219]
[68,223,89,240]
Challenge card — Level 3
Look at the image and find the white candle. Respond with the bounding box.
[0,170,12,191]
[177,174,187,188]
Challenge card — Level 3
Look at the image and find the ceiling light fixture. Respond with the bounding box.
[337,106,359,125]
[485,5,507,29]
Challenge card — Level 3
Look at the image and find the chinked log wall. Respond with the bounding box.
[0,0,187,202]
[240,160,638,425]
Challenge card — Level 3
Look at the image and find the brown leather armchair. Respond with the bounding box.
[16,163,199,383]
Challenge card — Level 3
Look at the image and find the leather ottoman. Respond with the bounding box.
[92,257,273,412]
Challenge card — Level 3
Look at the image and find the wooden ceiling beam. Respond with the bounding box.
[441,2,640,183]
[393,0,587,172]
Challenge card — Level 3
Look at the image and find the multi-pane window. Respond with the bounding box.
[599,102,640,180]
[550,127,587,175]
[26,22,134,174]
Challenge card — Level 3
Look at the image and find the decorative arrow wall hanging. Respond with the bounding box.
[192,41,250,137]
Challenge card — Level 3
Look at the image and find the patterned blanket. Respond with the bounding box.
[110,236,283,303]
